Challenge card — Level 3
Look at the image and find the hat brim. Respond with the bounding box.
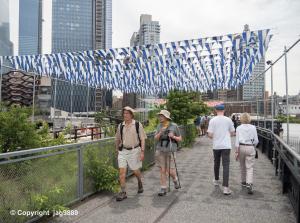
[157,113,172,120]
[122,109,135,116]
[123,107,135,113]
[215,107,225,110]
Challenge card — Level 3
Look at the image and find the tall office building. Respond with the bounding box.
[95,0,112,49]
[0,0,13,56]
[125,15,160,122]
[52,0,93,53]
[241,25,265,114]
[242,25,265,101]
[19,0,43,55]
[52,0,112,52]
[130,14,160,47]
[51,0,94,113]
[94,0,113,111]
[130,32,139,47]
[242,57,265,101]
[51,0,112,113]
[209,24,265,105]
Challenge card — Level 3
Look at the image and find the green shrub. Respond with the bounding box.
[0,105,40,153]
[85,148,119,193]
[181,125,197,147]
[31,186,69,214]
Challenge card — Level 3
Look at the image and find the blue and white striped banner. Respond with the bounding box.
[2,29,272,95]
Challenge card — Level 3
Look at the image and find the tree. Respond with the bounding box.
[166,90,209,125]
[0,105,40,153]
[36,121,68,147]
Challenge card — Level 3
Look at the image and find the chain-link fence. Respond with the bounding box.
[0,124,193,223]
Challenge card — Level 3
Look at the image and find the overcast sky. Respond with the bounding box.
[112,0,300,96]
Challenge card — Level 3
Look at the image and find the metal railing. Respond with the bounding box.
[256,127,300,223]
[0,125,193,223]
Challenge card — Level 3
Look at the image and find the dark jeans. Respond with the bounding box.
[213,149,231,187]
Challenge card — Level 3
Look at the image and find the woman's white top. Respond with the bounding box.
[235,124,259,147]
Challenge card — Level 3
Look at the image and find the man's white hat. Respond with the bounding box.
[123,106,135,114]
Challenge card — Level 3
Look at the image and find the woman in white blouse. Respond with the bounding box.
[235,113,259,194]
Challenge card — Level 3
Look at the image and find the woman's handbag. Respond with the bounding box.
[255,150,258,159]
[251,139,258,159]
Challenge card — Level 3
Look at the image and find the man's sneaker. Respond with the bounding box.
[116,191,127,201]
[247,183,253,195]
[223,187,232,195]
[241,182,247,187]
[213,179,220,186]
[138,181,144,194]
[174,180,181,189]
[158,188,167,196]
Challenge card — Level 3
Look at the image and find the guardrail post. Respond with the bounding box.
[77,146,84,200]
[297,186,300,223]
[282,163,289,194]
[74,128,78,141]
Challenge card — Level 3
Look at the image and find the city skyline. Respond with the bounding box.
[112,0,300,96]
[6,0,300,96]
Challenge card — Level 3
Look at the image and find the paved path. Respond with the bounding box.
[50,137,296,223]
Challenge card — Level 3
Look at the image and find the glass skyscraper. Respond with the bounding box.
[95,0,112,49]
[51,0,112,113]
[0,0,13,56]
[52,0,93,53]
[104,0,112,49]
[19,0,42,55]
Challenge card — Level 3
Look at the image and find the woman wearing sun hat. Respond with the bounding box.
[154,110,182,196]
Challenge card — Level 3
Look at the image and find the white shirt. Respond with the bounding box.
[207,115,235,150]
[235,124,259,147]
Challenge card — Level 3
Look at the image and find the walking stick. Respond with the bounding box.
[168,152,171,192]
[172,151,181,188]
[168,135,181,190]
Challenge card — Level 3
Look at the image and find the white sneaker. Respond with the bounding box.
[223,187,232,195]
[213,179,219,186]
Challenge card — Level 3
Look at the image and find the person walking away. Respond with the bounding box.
[154,110,182,196]
[200,116,206,136]
[115,106,147,201]
[232,115,238,131]
[203,115,209,134]
[235,113,258,195]
[194,115,202,136]
[207,104,235,195]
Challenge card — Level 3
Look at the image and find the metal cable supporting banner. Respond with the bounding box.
[249,37,300,83]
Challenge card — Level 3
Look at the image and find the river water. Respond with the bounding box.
[282,123,300,138]
[281,123,300,153]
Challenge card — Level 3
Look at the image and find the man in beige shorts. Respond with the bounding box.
[154,110,182,196]
[115,106,147,201]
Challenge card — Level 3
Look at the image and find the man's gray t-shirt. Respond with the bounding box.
[207,116,235,150]
[155,123,181,152]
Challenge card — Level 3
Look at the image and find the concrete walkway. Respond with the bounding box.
[49,137,296,223]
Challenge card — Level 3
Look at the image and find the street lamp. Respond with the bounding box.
[284,46,290,144]
[266,60,274,133]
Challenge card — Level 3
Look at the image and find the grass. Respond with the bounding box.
[0,125,196,223]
